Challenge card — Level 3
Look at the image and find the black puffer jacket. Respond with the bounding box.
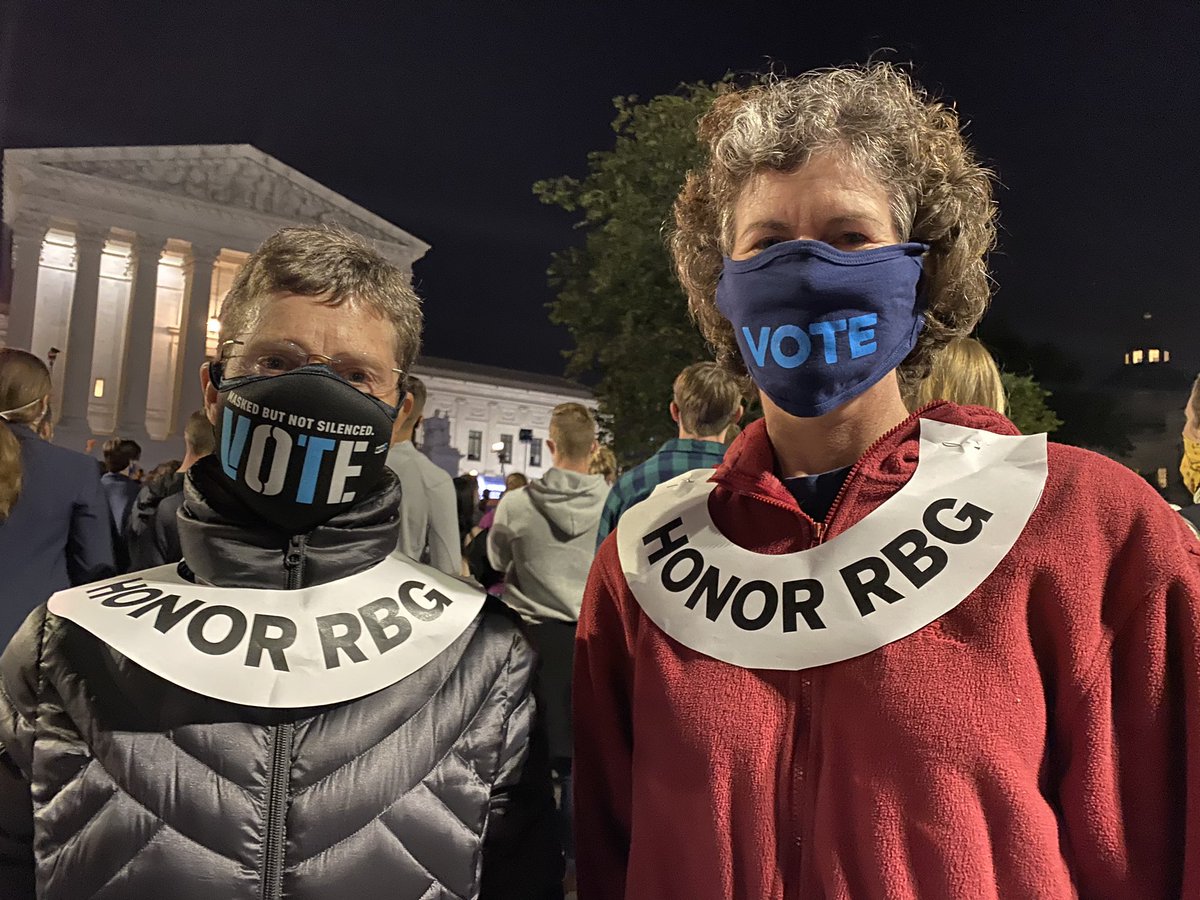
[125,470,185,570]
[0,458,563,899]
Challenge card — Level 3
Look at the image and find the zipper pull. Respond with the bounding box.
[283,535,307,588]
[813,520,826,543]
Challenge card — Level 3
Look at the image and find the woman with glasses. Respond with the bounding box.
[0,227,563,900]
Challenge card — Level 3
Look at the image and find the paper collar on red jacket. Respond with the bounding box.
[617,419,1048,670]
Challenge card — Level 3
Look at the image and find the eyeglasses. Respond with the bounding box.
[220,338,404,400]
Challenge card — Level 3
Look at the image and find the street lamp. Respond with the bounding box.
[491,440,507,477]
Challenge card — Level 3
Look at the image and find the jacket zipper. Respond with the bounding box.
[260,535,306,900]
[261,723,294,900]
[776,413,917,899]
[786,674,812,900]
[820,412,918,533]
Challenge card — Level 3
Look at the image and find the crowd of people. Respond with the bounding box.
[0,61,1198,900]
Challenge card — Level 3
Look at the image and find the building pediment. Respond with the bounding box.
[4,145,429,265]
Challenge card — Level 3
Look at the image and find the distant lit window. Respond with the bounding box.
[1165,350,1171,362]
[93,378,105,398]
[529,437,543,468]
[1131,349,1145,364]
[1124,352,1131,365]
[467,430,482,460]
[1156,467,1169,489]
[500,434,513,464]
[1148,348,1161,363]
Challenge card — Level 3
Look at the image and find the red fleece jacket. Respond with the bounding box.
[574,402,1200,900]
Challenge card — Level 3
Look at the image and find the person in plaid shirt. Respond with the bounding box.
[596,361,743,547]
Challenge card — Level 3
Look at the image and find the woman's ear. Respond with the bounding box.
[200,362,221,427]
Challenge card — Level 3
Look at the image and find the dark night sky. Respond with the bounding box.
[2,1,1198,379]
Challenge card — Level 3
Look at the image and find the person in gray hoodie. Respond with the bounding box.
[386,375,462,576]
[487,400,606,865]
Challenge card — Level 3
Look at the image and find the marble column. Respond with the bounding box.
[172,242,220,432]
[114,233,166,441]
[55,224,110,433]
[3,216,51,350]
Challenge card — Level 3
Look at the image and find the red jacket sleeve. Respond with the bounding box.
[574,534,638,900]
[1056,527,1200,898]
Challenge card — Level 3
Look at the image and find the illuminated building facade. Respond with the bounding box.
[1,145,591,476]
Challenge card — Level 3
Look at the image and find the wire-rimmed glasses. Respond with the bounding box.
[219,337,404,401]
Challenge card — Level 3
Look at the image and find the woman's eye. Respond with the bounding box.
[258,355,290,372]
[833,232,869,248]
[751,235,785,251]
[345,370,370,384]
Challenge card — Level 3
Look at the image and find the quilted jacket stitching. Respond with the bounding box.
[0,678,32,733]
[32,609,48,743]
[42,768,113,864]
[70,750,244,865]
[163,728,255,798]
[88,818,165,899]
[376,812,467,900]
[487,634,518,789]
[447,749,487,790]
[429,628,516,800]
[290,622,487,801]
[292,636,516,868]
[39,750,93,801]
[413,779,480,840]
[0,611,45,773]
[291,715,490,868]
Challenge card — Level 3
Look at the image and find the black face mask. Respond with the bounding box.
[210,363,401,533]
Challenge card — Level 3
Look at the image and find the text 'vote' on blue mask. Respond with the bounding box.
[716,240,928,418]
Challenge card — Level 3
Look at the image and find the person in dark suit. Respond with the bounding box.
[0,348,115,644]
[99,437,142,535]
[98,436,142,571]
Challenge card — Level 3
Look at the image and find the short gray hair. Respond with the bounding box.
[219,225,423,375]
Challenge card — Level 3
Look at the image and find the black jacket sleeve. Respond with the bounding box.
[0,749,34,899]
[0,609,43,899]
[480,619,564,900]
[153,493,184,567]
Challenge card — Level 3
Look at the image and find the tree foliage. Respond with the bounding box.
[534,82,720,465]
[1001,372,1062,435]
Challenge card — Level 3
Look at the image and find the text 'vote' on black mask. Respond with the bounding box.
[209,363,402,533]
[716,240,928,418]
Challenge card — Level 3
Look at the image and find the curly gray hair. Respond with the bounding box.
[672,63,997,390]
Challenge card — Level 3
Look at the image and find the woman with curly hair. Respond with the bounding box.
[575,63,1200,900]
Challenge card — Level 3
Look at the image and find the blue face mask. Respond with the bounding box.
[715,240,928,418]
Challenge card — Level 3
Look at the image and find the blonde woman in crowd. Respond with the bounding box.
[0,348,114,644]
[904,335,1006,414]
[588,445,619,485]
[1179,375,1200,535]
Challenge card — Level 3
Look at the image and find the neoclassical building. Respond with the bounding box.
[412,356,595,482]
[1,145,592,479]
